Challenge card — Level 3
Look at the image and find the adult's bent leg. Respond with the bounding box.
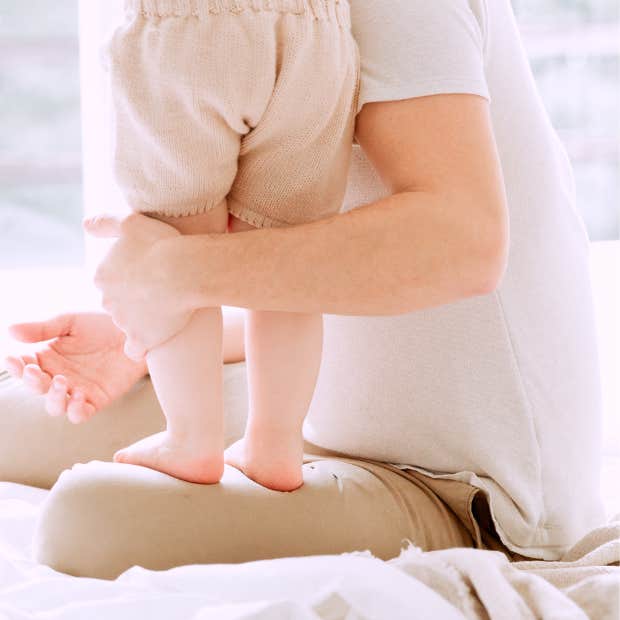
[0,361,248,488]
[33,455,475,579]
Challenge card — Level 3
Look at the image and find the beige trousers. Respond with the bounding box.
[0,365,522,580]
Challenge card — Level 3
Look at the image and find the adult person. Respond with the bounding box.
[2,0,605,580]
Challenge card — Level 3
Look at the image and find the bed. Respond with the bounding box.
[0,241,618,619]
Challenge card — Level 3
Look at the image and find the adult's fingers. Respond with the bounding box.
[5,354,38,378]
[82,214,123,238]
[8,314,73,343]
[4,356,26,378]
[22,364,53,395]
[67,389,97,424]
[45,375,69,417]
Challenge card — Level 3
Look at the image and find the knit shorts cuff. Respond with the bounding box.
[134,199,222,219]
[125,0,352,27]
[227,199,291,229]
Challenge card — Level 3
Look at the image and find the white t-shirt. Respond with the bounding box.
[303,0,607,560]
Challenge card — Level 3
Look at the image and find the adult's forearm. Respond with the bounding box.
[166,190,504,316]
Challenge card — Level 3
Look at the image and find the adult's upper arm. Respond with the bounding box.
[351,0,508,292]
[355,95,509,293]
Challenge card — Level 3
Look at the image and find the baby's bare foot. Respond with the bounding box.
[224,431,304,492]
[114,431,224,484]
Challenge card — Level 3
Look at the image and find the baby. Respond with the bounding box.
[104,0,359,491]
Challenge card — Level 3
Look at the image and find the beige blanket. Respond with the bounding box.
[389,513,620,620]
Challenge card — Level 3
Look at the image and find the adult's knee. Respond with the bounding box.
[34,461,144,578]
[31,459,355,579]
[34,460,197,579]
[33,460,258,579]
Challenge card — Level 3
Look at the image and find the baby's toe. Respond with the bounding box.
[113,449,128,463]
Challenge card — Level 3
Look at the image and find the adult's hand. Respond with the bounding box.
[84,213,191,360]
[5,312,147,423]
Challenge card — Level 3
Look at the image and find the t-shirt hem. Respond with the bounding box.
[388,462,568,561]
[357,78,491,114]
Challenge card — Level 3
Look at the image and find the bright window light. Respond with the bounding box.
[0,0,618,270]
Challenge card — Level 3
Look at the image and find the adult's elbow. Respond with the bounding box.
[464,199,510,297]
[472,238,508,295]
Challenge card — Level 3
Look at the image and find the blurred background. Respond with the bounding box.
[0,0,619,267]
[1,1,81,267]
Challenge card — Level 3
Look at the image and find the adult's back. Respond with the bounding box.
[305,0,606,560]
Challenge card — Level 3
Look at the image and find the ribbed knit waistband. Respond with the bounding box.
[124,0,351,26]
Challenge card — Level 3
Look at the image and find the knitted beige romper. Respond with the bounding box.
[106,0,360,228]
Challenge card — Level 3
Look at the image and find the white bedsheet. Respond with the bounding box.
[0,479,618,620]
[0,481,463,620]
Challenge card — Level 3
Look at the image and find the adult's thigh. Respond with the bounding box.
[33,455,475,579]
[0,362,247,488]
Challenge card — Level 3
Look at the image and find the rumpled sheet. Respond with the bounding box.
[392,517,620,620]
[0,482,618,620]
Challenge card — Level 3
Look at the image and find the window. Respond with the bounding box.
[0,0,83,268]
[513,0,620,240]
[1,1,618,270]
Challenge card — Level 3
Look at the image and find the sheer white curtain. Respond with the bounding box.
[75,0,245,333]
[78,0,125,270]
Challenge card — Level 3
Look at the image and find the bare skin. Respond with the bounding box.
[5,308,246,421]
[5,313,147,423]
[4,311,304,489]
[85,95,509,359]
[9,93,509,490]
[6,214,315,490]
[107,206,321,490]
[112,204,230,485]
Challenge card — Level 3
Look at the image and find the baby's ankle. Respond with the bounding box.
[166,425,222,448]
[244,419,304,445]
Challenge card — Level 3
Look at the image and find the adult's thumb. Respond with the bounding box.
[83,214,123,238]
[8,314,73,343]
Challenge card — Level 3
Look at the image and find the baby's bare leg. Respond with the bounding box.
[114,201,229,484]
[225,216,322,491]
[225,309,322,491]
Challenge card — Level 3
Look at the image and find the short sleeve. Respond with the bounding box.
[350,0,490,114]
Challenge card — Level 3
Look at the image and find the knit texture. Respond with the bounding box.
[107,0,359,224]
[125,0,352,25]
